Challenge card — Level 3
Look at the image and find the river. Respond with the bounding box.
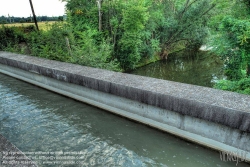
[0,73,248,167]
[131,51,225,87]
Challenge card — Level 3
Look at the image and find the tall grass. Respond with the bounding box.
[2,21,59,31]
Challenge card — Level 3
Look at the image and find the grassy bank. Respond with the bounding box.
[2,21,58,31]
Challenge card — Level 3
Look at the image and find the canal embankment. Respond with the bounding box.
[0,51,249,161]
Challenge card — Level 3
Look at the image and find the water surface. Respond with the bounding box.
[0,73,248,167]
[131,51,225,87]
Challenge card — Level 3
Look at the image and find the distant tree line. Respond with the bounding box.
[0,15,65,24]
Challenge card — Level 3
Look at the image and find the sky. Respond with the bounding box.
[0,0,66,17]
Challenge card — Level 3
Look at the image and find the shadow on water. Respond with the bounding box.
[0,73,247,167]
[131,50,225,87]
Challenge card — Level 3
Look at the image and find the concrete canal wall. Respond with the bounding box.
[0,51,249,161]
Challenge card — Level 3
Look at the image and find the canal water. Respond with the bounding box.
[131,51,225,87]
[0,73,248,167]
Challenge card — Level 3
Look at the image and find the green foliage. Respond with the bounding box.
[117,0,149,70]
[71,26,121,71]
[154,0,215,54]
[0,26,26,50]
[0,21,120,71]
[25,23,72,62]
[214,78,250,95]
[211,15,250,80]
[58,16,64,21]
[3,24,70,61]
[1,0,249,95]
[209,1,250,94]
[63,0,98,32]
[0,15,63,24]
[62,0,216,71]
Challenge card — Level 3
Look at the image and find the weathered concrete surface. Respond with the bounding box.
[0,134,37,167]
[0,51,249,132]
[0,51,250,159]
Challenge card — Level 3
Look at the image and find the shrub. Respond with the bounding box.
[25,23,72,62]
[0,26,25,50]
[71,27,121,71]
[214,77,250,95]
[0,23,121,71]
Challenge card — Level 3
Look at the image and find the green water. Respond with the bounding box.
[0,73,248,167]
[131,51,225,87]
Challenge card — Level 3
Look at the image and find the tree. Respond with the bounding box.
[62,0,217,71]
[210,0,250,80]
[58,16,64,21]
[154,0,216,58]
[211,0,250,94]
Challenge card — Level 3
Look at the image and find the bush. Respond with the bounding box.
[26,23,72,62]
[71,27,121,71]
[214,77,250,95]
[0,23,121,71]
[0,26,26,50]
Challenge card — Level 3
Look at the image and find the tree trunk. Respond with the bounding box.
[160,47,168,60]
[247,63,250,77]
[97,0,102,32]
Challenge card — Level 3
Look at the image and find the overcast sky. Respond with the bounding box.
[0,0,66,17]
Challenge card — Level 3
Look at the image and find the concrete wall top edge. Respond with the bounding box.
[0,52,249,131]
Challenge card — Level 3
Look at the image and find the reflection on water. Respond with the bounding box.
[0,73,248,167]
[131,51,225,87]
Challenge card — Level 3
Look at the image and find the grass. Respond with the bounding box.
[2,21,59,31]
